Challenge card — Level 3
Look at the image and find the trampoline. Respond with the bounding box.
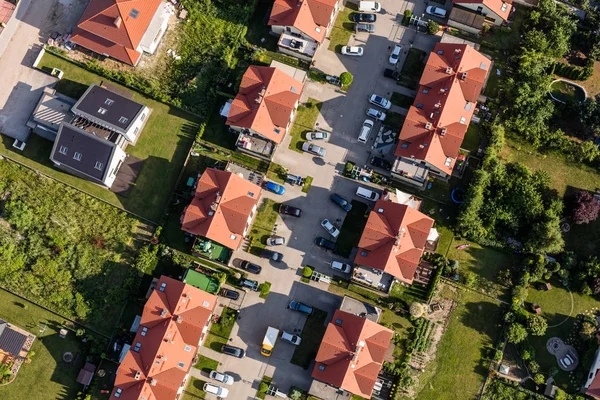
[451,188,465,204]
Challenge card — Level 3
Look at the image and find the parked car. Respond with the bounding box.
[426,6,447,17]
[383,68,401,81]
[356,186,380,201]
[264,181,285,195]
[315,236,337,251]
[358,1,381,12]
[240,279,259,291]
[330,193,352,212]
[321,219,340,238]
[306,131,329,140]
[389,44,402,65]
[356,23,375,33]
[279,204,302,217]
[358,119,375,144]
[369,94,391,109]
[288,300,313,315]
[267,236,286,246]
[219,288,240,300]
[203,383,229,398]
[331,261,352,274]
[240,260,262,274]
[221,344,245,358]
[352,12,376,22]
[281,331,302,345]
[260,249,283,262]
[366,108,386,121]
[370,156,393,170]
[341,46,364,56]
[209,371,234,385]
[302,142,326,157]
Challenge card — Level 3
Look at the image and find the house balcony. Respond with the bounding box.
[390,158,429,190]
[235,131,274,161]
[277,32,317,62]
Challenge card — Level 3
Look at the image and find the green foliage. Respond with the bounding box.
[483,377,546,399]
[0,363,12,384]
[463,271,477,288]
[494,349,503,361]
[340,72,353,86]
[533,373,545,385]
[526,314,548,336]
[258,382,268,393]
[427,20,439,35]
[302,266,314,278]
[259,281,271,299]
[506,322,528,344]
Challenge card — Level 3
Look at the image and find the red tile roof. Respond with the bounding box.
[269,0,338,43]
[453,0,512,22]
[395,44,490,174]
[0,0,16,25]
[181,168,261,250]
[312,310,393,399]
[71,0,163,65]
[226,66,303,144]
[111,276,217,400]
[354,200,434,284]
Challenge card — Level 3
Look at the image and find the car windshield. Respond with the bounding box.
[374,96,383,103]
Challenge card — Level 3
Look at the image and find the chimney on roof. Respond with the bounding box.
[434,102,441,108]
[134,371,141,380]
[454,48,461,54]
[425,122,432,129]
[150,378,157,386]
[176,315,183,324]
[461,72,468,80]
[440,128,447,136]
[445,67,453,74]
[160,309,167,317]
[113,16,122,28]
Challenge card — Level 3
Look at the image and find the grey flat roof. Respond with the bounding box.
[51,123,116,182]
[29,88,76,132]
[0,320,27,356]
[72,84,144,132]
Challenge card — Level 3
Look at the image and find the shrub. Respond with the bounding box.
[340,72,353,86]
[404,9,412,18]
[259,382,269,393]
[259,282,271,298]
[302,266,314,278]
[534,373,545,385]
[409,302,426,318]
[506,322,528,344]
[427,20,440,35]
[570,191,600,225]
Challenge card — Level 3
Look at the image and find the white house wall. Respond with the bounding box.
[454,3,505,24]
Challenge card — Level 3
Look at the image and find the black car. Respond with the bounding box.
[260,249,283,262]
[315,236,336,251]
[279,204,303,217]
[219,288,240,300]
[383,68,401,81]
[330,193,352,212]
[370,156,393,171]
[352,13,377,22]
[222,344,245,358]
[240,260,262,274]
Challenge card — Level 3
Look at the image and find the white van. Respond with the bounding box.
[356,186,380,202]
[358,119,374,144]
[359,1,381,12]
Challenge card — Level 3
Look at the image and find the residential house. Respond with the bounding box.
[311,309,393,399]
[353,199,436,287]
[268,0,340,61]
[392,43,490,187]
[181,168,261,250]
[225,66,303,159]
[585,345,600,399]
[0,319,35,382]
[27,87,76,141]
[449,0,512,34]
[71,0,174,66]
[111,275,217,400]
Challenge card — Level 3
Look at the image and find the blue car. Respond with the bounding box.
[265,181,285,195]
[330,193,352,212]
[288,300,313,315]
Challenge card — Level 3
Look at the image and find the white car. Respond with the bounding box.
[341,46,364,56]
[366,108,386,121]
[321,219,340,238]
[369,94,391,110]
[426,6,447,17]
[331,261,352,274]
[306,131,329,141]
[302,142,326,157]
[209,371,234,385]
[203,383,229,398]
[389,45,402,65]
[281,331,302,345]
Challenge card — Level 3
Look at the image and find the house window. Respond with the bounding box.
[230,234,237,240]
[248,191,255,197]
[134,127,139,135]
[140,327,148,336]
[274,128,281,134]
[184,345,192,352]
[286,27,291,32]
[119,117,128,124]
[459,116,467,124]
[94,161,103,171]
[445,157,452,167]
[318,365,326,371]
[401,143,409,149]
[335,318,343,325]
[73,152,82,161]
[105,98,114,106]
[178,362,185,368]
[98,108,107,115]
[114,388,122,398]
[501,2,508,11]
[480,62,487,70]
[159,282,167,292]
[416,103,423,109]
[130,8,139,18]
[437,50,443,55]
[422,89,429,94]
[133,342,141,352]
[141,113,146,121]
[360,251,368,257]
[59,146,68,155]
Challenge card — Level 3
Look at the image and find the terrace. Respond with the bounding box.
[190,237,232,264]
[390,158,429,190]
[277,32,317,61]
[235,131,275,160]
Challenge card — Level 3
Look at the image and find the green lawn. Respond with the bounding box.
[413,285,504,400]
[399,48,427,90]
[390,282,429,304]
[249,199,279,252]
[462,124,483,154]
[289,99,323,152]
[391,92,415,109]
[328,3,357,52]
[14,53,200,222]
[266,162,287,184]
[290,309,328,369]
[204,307,237,352]
[386,112,406,131]
[0,289,106,400]
[302,176,313,193]
[200,102,237,150]
[334,200,369,258]
[194,355,219,373]
[182,377,207,400]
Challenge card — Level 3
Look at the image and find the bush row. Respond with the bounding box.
[552,60,594,81]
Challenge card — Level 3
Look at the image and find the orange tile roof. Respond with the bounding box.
[181,168,261,250]
[71,0,163,65]
[111,276,217,400]
[226,66,303,144]
[354,200,434,284]
[453,0,512,22]
[395,43,490,174]
[269,0,338,43]
[312,310,393,399]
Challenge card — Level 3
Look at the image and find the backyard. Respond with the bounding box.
[13,52,200,222]
[182,377,207,400]
[328,2,358,52]
[290,308,328,369]
[204,307,237,352]
[399,48,427,90]
[334,200,369,258]
[289,99,323,152]
[462,124,483,154]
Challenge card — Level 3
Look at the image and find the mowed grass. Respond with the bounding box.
[328,3,357,52]
[204,307,237,352]
[194,354,219,373]
[462,123,483,154]
[0,289,105,400]
[413,285,504,400]
[10,53,200,222]
[182,377,207,400]
[289,99,322,153]
[249,198,279,252]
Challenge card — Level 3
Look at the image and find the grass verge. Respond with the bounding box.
[266,162,287,184]
[334,200,369,258]
[302,176,313,193]
[290,309,328,368]
[259,282,272,299]
[204,307,237,352]
[182,376,207,400]
[256,375,273,400]
[289,99,323,153]
[193,354,219,373]
[249,199,279,252]
[328,4,357,52]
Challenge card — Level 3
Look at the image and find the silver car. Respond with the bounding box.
[321,219,340,238]
[203,383,229,398]
[369,94,392,109]
[302,142,326,157]
[366,108,386,121]
[267,236,286,246]
[356,23,375,33]
[281,331,302,345]
[209,370,234,385]
[306,131,329,141]
[341,46,364,56]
